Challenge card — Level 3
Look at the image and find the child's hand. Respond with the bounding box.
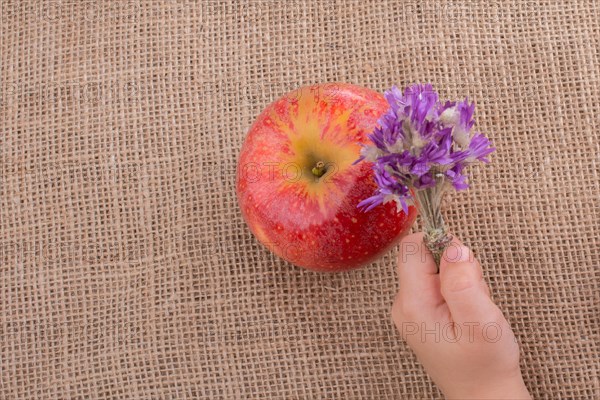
[391,233,531,400]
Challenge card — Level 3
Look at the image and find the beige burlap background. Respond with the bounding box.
[1,1,599,399]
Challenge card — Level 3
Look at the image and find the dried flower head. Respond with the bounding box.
[357,83,495,268]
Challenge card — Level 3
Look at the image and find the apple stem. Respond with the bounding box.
[311,161,327,178]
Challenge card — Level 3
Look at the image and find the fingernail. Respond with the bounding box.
[444,244,471,263]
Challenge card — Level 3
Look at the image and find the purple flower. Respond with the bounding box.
[458,99,475,131]
[418,128,453,166]
[384,85,405,113]
[358,163,411,213]
[445,163,469,190]
[467,133,495,163]
[405,83,438,127]
[414,173,437,189]
[357,83,494,213]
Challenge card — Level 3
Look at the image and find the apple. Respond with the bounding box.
[236,83,417,272]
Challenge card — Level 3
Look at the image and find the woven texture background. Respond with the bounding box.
[1,1,599,398]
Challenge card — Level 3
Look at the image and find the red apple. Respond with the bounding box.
[236,83,417,272]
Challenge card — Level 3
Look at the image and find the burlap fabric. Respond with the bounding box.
[1,1,599,399]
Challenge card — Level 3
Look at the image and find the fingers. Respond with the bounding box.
[396,233,443,310]
[439,240,497,325]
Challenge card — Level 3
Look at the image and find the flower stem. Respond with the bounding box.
[415,184,453,273]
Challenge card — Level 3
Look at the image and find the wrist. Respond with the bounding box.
[445,375,531,400]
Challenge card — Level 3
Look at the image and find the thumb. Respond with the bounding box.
[439,242,497,325]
